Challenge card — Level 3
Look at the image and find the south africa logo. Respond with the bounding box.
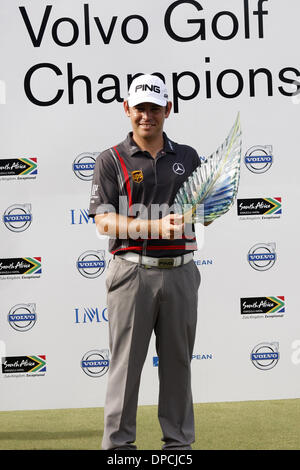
[0,257,42,278]
[0,157,37,178]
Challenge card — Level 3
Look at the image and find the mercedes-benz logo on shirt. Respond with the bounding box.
[172,163,185,175]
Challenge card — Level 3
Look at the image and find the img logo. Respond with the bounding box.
[77,250,106,278]
[70,209,95,225]
[75,307,108,324]
[247,243,276,271]
[3,204,32,232]
[244,146,273,173]
[73,152,97,181]
[81,349,109,377]
[251,342,280,370]
[8,303,37,331]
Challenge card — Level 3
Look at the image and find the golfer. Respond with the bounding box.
[89,74,201,450]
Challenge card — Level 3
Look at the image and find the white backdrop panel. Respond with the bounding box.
[1,0,300,411]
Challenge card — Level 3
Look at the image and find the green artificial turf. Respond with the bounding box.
[0,399,299,450]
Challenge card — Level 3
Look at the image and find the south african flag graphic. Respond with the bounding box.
[0,257,42,276]
[2,355,46,375]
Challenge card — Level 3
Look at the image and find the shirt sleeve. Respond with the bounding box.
[191,148,201,172]
[88,151,120,218]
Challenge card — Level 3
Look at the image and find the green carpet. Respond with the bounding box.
[0,399,299,450]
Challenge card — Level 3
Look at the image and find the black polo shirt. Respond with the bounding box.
[89,132,201,257]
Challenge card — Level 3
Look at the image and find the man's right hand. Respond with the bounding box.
[158,214,185,239]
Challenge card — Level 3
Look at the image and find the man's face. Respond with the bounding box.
[124,101,172,141]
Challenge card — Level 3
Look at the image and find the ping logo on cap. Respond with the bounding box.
[135,84,160,93]
[127,74,168,107]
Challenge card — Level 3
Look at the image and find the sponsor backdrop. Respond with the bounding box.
[1,0,299,411]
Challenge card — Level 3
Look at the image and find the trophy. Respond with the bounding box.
[174,113,242,224]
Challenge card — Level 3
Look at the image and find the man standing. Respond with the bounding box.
[89,74,201,450]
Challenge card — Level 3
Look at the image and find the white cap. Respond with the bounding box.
[127,74,168,107]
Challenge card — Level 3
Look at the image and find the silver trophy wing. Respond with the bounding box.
[174,113,242,224]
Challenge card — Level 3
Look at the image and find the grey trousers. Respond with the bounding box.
[101,255,201,450]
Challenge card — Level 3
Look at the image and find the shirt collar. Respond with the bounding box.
[126,132,176,157]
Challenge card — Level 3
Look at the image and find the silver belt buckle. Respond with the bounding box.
[158,258,175,269]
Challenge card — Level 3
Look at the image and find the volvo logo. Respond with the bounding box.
[247,243,276,271]
[244,146,273,174]
[73,153,97,181]
[251,342,280,370]
[77,250,106,278]
[3,204,32,232]
[8,303,37,332]
[81,349,110,377]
